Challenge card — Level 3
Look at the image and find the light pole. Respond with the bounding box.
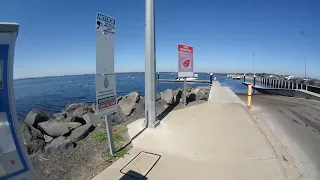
[144,0,157,128]
[300,31,307,80]
[253,53,255,76]
[253,53,256,86]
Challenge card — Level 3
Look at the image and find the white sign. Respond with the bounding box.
[96,12,115,75]
[0,23,38,180]
[95,75,117,116]
[178,44,194,77]
[96,13,117,117]
[96,12,116,34]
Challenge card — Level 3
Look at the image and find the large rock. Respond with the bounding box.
[117,96,123,103]
[156,92,161,101]
[20,121,33,145]
[156,99,169,115]
[53,113,66,121]
[67,124,94,142]
[82,112,101,126]
[63,102,92,118]
[191,88,209,101]
[38,121,80,137]
[173,89,183,103]
[26,139,45,154]
[195,89,208,101]
[91,103,96,113]
[160,89,174,104]
[45,136,74,153]
[24,109,50,127]
[20,121,43,145]
[130,96,145,121]
[118,92,140,116]
[110,105,128,126]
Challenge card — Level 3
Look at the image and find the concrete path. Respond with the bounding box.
[92,85,298,180]
[238,94,320,180]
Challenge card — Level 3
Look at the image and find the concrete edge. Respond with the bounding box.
[243,106,303,180]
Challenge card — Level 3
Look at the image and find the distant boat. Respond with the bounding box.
[176,74,198,81]
[232,76,241,80]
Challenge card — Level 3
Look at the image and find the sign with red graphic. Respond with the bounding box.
[178,44,193,77]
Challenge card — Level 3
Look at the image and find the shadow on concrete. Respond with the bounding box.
[119,170,148,180]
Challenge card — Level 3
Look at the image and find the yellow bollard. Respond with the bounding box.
[247,84,252,109]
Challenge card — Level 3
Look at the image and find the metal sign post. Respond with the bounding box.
[0,23,38,180]
[104,115,115,156]
[95,13,117,155]
[184,78,187,107]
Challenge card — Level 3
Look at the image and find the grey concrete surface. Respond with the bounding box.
[93,102,288,180]
[238,94,320,180]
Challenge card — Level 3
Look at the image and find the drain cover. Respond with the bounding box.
[120,151,160,179]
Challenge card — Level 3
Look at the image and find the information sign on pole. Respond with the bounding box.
[0,23,38,180]
[95,12,117,117]
[178,44,194,78]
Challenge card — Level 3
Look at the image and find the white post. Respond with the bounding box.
[105,115,115,155]
[184,78,187,107]
[145,0,157,128]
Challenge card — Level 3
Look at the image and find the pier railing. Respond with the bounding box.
[241,75,320,95]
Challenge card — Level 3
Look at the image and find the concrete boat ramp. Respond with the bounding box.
[92,82,302,180]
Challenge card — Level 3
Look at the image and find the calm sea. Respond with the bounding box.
[14,73,248,120]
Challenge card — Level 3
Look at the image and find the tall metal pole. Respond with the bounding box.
[145,0,157,128]
[301,31,307,79]
[253,53,255,75]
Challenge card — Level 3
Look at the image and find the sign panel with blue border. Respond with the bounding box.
[0,23,37,180]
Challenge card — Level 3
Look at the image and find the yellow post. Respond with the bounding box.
[247,84,252,109]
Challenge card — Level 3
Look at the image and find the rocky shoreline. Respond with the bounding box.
[21,86,210,180]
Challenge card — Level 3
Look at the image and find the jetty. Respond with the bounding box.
[92,81,306,180]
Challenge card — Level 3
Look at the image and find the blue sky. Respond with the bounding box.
[1,0,319,78]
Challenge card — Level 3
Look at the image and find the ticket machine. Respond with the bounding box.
[0,23,37,180]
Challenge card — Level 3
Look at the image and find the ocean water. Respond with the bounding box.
[13,73,248,120]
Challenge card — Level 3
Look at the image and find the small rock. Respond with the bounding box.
[26,139,45,154]
[45,136,74,154]
[160,89,174,104]
[38,121,71,138]
[44,134,54,143]
[24,109,50,127]
[67,124,94,142]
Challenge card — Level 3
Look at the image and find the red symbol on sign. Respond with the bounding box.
[11,160,15,164]
[182,59,190,68]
